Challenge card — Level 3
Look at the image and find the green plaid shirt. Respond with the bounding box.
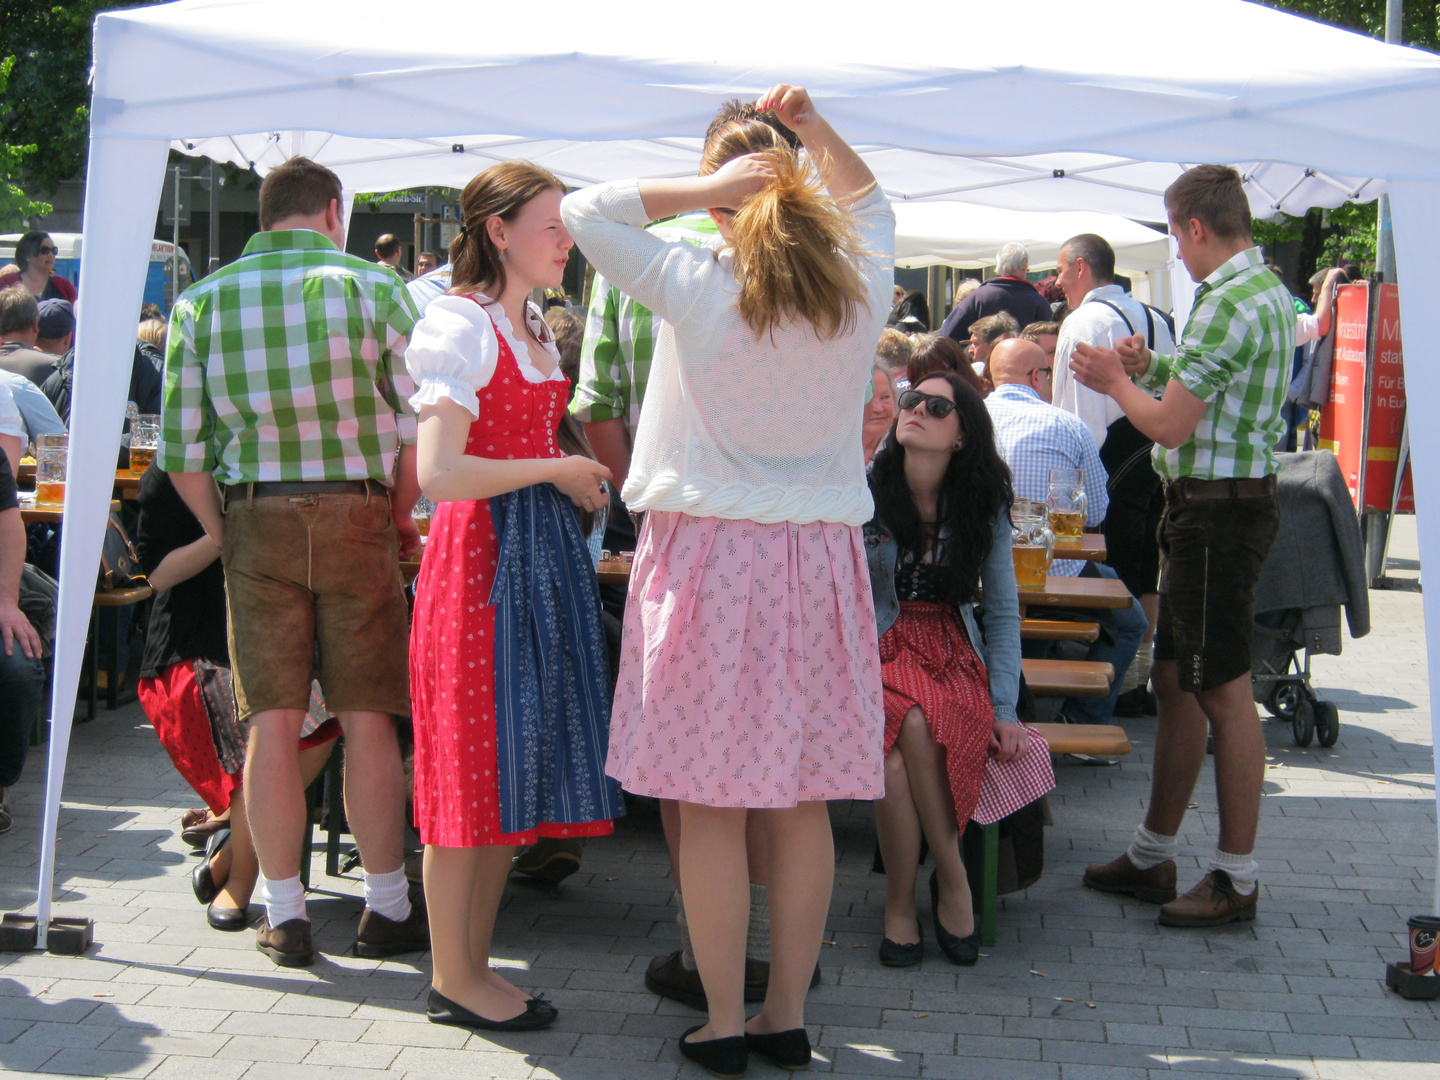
[159,229,420,484]
[1139,246,1295,482]
[569,212,719,430]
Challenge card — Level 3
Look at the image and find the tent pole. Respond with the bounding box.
[1375,0,1402,283]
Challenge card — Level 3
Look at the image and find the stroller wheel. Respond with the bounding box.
[1314,700,1340,748]
[1267,681,1302,720]
[1291,697,1315,747]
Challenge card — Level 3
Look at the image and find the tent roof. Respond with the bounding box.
[893,204,1170,271]
[95,0,1438,218]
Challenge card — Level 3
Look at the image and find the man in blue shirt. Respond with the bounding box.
[985,339,1144,730]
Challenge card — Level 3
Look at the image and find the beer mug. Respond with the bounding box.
[1011,499,1053,589]
[411,494,434,537]
[1047,467,1087,547]
[36,433,67,508]
[129,414,160,477]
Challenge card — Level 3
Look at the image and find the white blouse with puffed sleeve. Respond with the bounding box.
[405,293,564,417]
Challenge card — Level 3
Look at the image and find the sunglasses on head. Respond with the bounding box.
[896,389,957,419]
[37,245,58,256]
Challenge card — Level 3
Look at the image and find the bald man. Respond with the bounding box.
[985,339,1146,732]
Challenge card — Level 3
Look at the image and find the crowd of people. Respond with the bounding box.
[0,80,1323,1075]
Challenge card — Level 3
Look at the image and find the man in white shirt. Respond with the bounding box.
[1053,234,1176,710]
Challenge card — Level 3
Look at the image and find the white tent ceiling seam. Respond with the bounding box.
[36,0,1440,949]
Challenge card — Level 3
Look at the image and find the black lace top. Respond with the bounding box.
[894,559,950,603]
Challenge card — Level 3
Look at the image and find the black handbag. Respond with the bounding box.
[97,512,146,591]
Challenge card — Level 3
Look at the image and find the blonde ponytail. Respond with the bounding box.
[700,120,871,341]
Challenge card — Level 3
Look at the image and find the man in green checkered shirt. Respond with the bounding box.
[160,156,426,967]
[1070,165,1295,930]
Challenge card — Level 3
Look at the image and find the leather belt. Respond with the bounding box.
[1165,475,1277,503]
[226,479,385,498]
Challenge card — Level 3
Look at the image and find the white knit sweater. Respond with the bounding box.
[562,179,895,526]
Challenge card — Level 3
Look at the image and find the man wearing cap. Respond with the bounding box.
[0,287,60,386]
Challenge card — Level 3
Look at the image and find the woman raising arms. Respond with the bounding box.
[406,162,624,1032]
[563,85,893,1075]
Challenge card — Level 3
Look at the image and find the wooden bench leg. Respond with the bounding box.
[324,748,345,877]
[981,822,999,947]
[85,608,98,722]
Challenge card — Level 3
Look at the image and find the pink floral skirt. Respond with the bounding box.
[607,511,885,807]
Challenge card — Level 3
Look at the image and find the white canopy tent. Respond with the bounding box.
[35,0,1440,940]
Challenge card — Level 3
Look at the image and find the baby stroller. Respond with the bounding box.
[1250,451,1370,748]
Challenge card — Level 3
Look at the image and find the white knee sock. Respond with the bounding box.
[675,890,697,970]
[364,867,413,922]
[1210,849,1259,893]
[260,874,308,926]
[1126,824,1177,870]
[745,883,770,963]
[1120,641,1154,694]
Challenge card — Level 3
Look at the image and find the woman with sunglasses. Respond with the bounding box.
[0,232,78,303]
[563,85,892,1076]
[865,372,1030,966]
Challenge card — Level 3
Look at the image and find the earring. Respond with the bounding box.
[498,249,507,262]
[953,441,963,451]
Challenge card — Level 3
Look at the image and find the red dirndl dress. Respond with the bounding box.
[409,303,623,848]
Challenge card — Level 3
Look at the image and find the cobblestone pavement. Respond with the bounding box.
[0,522,1436,1079]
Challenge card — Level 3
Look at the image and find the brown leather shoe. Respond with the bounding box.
[645,950,707,1009]
[256,916,314,967]
[1158,870,1257,927]
[1082,853,1178,904]
[356,897,430,958]
[513,837,583,884]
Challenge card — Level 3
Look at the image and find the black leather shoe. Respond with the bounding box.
[426,987,557,1031]
[930,870,980,966]
[191,829,230,905]
[207,903,248,932]
[746,1026,811,1070]
[878,931,923,968]
[679,1024,747,1078]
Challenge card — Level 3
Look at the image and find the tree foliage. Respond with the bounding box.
[1255,0,1438,51]
[0,55,54,230]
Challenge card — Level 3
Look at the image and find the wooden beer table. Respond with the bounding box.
[21,498,121,525]
[1052,533,1106,562]
[114,469,142,497]
[1015,573,1132,612]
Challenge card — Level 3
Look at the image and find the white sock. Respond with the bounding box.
[745,883,770,963]
[1210,849,1259,893]
[676,890,697,971]
[1127,824,1178,870]
[260,874,308,926]
[364,866,413,922]
[1120,641,1154,694]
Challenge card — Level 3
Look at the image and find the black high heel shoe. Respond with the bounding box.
[426,987,557,1031]
[929,869,980,966]
[679,1023,748,1078]
[878,920,923,968]
[745,1026,811,1070]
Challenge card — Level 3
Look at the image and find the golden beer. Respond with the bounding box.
[1050,510,1084,546]
[413,514,431,536]
[36,480,65,507]
[129,445,156,476]
[1012,544,1048,589]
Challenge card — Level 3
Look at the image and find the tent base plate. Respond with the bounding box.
[1386,961,1440,999]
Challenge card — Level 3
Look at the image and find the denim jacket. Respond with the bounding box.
[863,509,1021,725]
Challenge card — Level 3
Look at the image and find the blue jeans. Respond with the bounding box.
[0,646,45,788]
[1022,562,1146,725]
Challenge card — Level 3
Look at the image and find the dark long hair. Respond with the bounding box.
[868,371,1013,606]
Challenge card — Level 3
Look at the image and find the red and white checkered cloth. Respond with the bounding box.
[972,725,1055,825]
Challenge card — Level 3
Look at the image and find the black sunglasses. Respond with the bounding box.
[896,389,957,419]
[36,245,58,256]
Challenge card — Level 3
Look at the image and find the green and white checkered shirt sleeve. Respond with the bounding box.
[158,294,216,474]
[381,279,422,445]
[1166,291,1255,403]
[570,274,629,424]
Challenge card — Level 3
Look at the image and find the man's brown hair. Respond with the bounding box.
[970,311,1020,344]
[259,156,343,230]
[1164,164,1252,242]
[374,234,401,259]
[1020,321,1060,342]
[0,285,39,337]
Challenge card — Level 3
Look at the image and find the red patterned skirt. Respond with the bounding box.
[880,602,996,828]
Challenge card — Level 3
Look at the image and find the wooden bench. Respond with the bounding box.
[1021,657,1112,697]
[1020,619,1099,643]
[87,585,154,719]
[973,720,1132,946]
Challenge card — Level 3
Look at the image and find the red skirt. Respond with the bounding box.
[880,602,995,828]
[139,661,340,815]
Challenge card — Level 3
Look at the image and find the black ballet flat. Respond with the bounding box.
[679,1023,748,1078]
[207,903,248,932]
[191,829,231,905]
[746,1026,811,1071]
[878,930,924,968]
[930,869,980,966]
[426,987,558,1031]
